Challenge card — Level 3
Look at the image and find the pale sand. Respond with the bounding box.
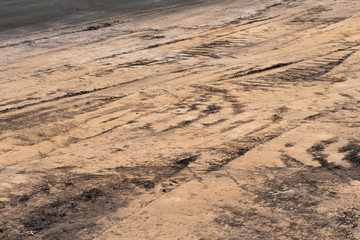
[0,0,360,239]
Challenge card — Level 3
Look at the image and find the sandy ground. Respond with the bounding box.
[1,0,360,239]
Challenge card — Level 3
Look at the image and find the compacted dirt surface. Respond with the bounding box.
[1,0,360,239]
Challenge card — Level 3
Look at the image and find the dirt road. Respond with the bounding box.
[1,0,360,239]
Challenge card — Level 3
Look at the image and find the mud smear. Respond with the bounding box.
[253,167,360,239]
[201,104,221,114]
[163,104,222,132]
[216,163,360,239]
[0,155,199,239]
[307,138,339,168]
[208,127,291,171]
[280,154,304,167]
[140,35,165,40]
[230,61,297,79]
[83,23,112,31]
[339,141,360,165]
[202,118,226,127]
[304,112,325,120]
[192,85,229,94]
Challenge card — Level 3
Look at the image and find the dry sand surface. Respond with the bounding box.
[1,0,360,239]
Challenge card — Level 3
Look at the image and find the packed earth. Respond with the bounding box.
[1,0,360,239]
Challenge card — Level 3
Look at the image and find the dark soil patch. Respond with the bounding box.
[230,61,296,79]
[280,154,304,167]
[339,141,360,165]
[284,142,295,147]
[172,155,199,169]
[83,22,112,31]
[271,113,282,122]
[192,85,228,94]
[217,166,360,239]
[232,103,246,114]
[140,35,165,40]
[304,112,325,120]
[202,118,227,127]
[307,138,339,168]
[202,104,221,114]
[0,154,200,239]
